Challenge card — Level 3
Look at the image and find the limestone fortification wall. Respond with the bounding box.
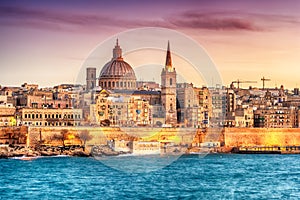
[21,127,300,148]
[0,126,28,144]
[224,128,300,147]
[27,127,198,147]
[28,127,124,147]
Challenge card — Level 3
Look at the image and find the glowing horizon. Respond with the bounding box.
[0,0,299,89]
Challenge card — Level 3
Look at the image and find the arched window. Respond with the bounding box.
[104,82,107,88]
[120,82,123,87]
[116,82,119,87]
[112,81,115,87]
[170,78,173,86]
[108,81,111,87]
[170,103,173,111]
[124,82,127,88]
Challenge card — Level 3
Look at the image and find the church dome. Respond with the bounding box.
[100,58,136,80]
[99,39,136,90]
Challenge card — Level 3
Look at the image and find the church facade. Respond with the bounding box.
[88,39,177,127]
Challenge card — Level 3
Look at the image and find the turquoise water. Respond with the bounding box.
[0,154,299,199]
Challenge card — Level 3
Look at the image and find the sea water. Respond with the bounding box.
[0,154,299,199]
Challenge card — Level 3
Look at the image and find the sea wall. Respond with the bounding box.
[28,127,124,147]
[14,126,300,148]
[224,128,300,147]
[0,126,28,145]
[27,127,199,147]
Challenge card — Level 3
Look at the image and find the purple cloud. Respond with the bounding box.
[0,6,298,32]
[165,10,300,31]
[165,11,263,31]
[0,5,173,32]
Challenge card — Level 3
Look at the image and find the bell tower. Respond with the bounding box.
[86,67,96,91]
[161,41,177,125]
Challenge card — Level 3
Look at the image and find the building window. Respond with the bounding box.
[25,114,27,118]
[170,78,173,86]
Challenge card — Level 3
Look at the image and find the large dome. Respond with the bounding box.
[100,58,136,79]
[99,39,137,90]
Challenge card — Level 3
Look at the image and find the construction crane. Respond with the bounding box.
[231,79,257,89]
[261,76,271,90]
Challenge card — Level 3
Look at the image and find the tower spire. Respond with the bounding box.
[165,40,172,71]
[161,40,177,125]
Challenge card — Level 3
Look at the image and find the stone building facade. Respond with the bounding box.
[20,108,82,127]
[254,106,296,128]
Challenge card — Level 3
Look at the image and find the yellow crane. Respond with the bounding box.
[231,79,257,89]
[261,77,271,90]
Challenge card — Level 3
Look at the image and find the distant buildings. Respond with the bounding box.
[1,39,300,130]
[0,95,15,126]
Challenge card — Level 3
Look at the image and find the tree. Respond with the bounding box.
[79,130,93,151]
[53,129,69,147]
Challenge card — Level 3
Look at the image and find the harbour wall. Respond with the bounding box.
[26,127,199,147]
[2,126,300,148]
[224,128,300,147]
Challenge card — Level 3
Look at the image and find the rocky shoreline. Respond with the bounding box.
[0,145,90,159]
[5,145,298,159]
[0,145,236,159]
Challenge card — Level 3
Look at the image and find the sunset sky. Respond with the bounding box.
[0,0,299,89]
